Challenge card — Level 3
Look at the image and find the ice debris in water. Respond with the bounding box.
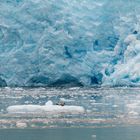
[0,0,140,86]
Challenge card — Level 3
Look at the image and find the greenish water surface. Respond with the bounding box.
[1,126,140,140]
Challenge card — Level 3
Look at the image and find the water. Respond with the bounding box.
[0,87,140,140]
[1,126,140,140]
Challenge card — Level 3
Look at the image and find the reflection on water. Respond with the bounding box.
[0,87,140,128]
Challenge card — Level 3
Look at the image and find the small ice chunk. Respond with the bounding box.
[45,100,53,105]
[128,111,139,116]
[112,105,118,108]
[91,134,96,139]
[16,122,27,128]
[126,103,139,109]
[60,98,74,102]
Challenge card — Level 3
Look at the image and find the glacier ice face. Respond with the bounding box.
[0,0,140,86]
[104,34,140,86]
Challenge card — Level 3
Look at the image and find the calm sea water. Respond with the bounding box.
[1,126,140,140]
[0,87,140,140]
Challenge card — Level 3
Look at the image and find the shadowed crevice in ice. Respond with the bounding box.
[0,77,7,87]
[48,74,83,87]
[27,76,49,86]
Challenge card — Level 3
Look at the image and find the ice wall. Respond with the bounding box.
[0,0,140,87]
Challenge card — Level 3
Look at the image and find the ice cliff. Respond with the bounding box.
[0,0,140,87]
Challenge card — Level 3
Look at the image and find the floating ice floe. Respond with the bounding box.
[7,100,85,114]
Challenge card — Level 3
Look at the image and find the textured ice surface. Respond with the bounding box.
[0,0,140,86]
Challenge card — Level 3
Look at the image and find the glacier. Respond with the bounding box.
[0,0,140,87]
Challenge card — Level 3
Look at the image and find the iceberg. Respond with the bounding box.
[0,0,140,86]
